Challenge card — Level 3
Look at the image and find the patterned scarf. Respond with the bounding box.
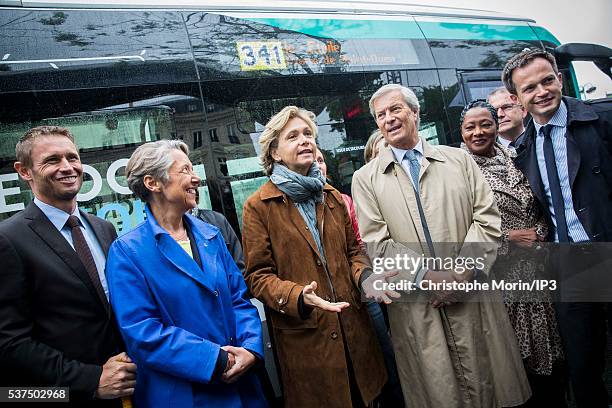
[462,142,535,219]
[461,143,511,179]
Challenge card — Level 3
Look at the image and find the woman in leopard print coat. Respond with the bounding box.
[460,100,565,406]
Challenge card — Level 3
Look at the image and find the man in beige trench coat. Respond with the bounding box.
[352,84,532,408]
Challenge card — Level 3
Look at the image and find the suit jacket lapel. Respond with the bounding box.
[515,127,547,209]
[24,203,109,315]
[565,128,581,188]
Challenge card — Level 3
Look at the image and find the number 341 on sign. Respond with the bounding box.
[236,41,287,71]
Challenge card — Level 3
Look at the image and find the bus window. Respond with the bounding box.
[185,11,436,80]
[415,17,542,70]
[0,93,216,235]
[0,9,196,93]
[0,106,193,232]
[457,71,504,102]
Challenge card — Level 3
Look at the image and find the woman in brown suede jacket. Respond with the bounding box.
[242,106,386,408]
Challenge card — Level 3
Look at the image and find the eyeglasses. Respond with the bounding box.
[169,168,199,178]
[496,104,520,114]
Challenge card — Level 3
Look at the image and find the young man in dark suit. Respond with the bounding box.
[503,49,612,408]
[0,126,136,406]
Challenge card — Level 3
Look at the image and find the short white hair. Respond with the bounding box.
[369,84,420,128]
[126,140,189,202]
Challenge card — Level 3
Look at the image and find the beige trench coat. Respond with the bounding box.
[352,140,531,408]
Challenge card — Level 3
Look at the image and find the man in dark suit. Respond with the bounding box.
[0,126,136,406]
[487,86,528,151]
[502,49,612,408]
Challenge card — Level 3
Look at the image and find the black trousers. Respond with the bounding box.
[554,302,609,408]
[547,244,611,408]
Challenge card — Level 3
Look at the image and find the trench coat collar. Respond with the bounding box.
[259,179,335,201]
[145,205,218,293]
[564,96,598,125]
[377,136,446,174]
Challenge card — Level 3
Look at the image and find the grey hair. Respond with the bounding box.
[369,84,420,128]
[126,139,189,202]
[487,86,511,100]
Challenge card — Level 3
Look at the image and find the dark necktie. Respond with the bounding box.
[541,125,570,242]
[65,215,109,309]
[404,150,435,257]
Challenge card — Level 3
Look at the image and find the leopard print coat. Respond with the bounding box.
[464,143,564,375]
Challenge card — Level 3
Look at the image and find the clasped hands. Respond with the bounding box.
[220,346,257,383]
[425,268,474,308]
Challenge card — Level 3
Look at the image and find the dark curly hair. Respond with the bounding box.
[459,99,498,129]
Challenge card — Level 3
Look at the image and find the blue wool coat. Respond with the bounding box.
[106,207,266,408]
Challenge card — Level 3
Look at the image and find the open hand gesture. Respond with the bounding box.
[302,281,350,312]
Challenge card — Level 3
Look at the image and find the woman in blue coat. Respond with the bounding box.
[106,140,267,408]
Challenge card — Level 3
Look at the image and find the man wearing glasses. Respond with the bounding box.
[488,87,528,150]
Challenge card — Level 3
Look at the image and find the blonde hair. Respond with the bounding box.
[259,106,317,175]
[364,129,385,163]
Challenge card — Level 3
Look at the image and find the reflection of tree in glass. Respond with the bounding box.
[429,39,535,69]
[6,10,192,57]
[38,12,66,26]
[478,43,529,68]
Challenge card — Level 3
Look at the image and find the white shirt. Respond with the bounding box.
[389,137,424,190]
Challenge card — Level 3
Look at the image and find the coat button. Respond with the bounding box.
[278,298,284,304]
[214,290,219,297]
[305,226,309,230]
[331,331,338,340]
[578,207,586,213]
[592,166,601,174]
[316,259,322,266]
[280,309,286,314]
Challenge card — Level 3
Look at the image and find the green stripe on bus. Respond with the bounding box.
[248,18,424,39]
[531,26,561,46]
[418,21,538,41]
[249,18,542,41]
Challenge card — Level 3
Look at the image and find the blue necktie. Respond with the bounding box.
[405,149,421,192]
[404,150,435,256]
[542,124,570,242]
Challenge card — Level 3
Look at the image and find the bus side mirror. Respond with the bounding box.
[555,43,612,81]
